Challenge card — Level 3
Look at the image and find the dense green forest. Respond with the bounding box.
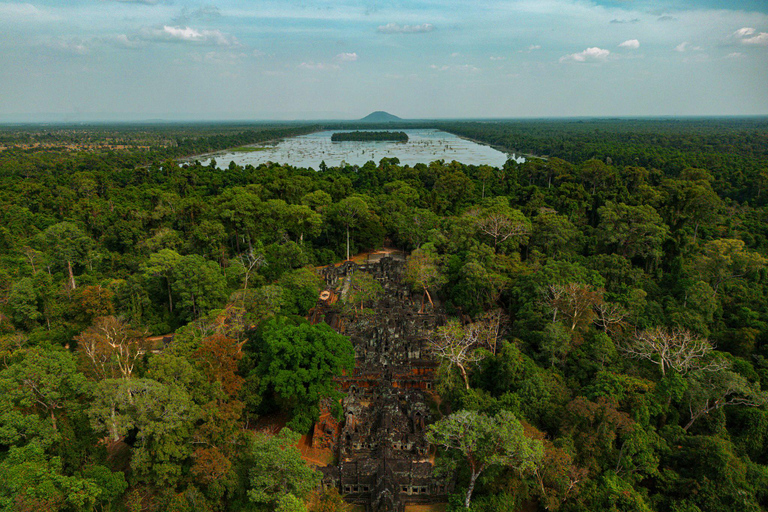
[1,120,768,512]
[331,131,409,142]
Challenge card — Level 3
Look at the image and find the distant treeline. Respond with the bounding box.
[331,131,408,142]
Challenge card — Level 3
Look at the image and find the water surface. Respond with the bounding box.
[192,129,523,169]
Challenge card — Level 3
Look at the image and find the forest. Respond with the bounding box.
[1,118,768,512]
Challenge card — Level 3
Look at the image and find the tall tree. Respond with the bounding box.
[42,222,92,290]
[142,249,182,314]
[75,316,150,380]
[428,320,487,390]
[332,196,369,261]
[404,248,446,313]
[245,428,319,511]
[596,202,669,262]
[426,410,544,509]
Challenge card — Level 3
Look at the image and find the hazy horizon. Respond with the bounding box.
[2,0,767,122]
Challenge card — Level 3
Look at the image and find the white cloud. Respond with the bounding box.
[377,23,434,34]
[336,52,358,62]
[0,2,56,22]
[490,56,505,61]
[450,52,461,58]
[298,62,340,71]
[743,32,768,46]
[619,39,640,49]
[528,44,541,50]
[733,27,756,37]
[190,51,246,66]
[731,26,768,46]
[146,25,237,46]
[674,41,702,52]
[429,64,479,73]
[560,47,610,63]
[101,34,144,49]
[726,52,744,59]
[45,37,90,55]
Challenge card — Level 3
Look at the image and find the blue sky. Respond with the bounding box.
[1,0,766,121]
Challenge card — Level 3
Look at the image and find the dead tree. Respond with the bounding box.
[621,327,724,377]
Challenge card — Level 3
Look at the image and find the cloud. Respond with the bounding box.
[731,27,768,46]
[528,44,541,50]
[298,62,340,71]
[45,37,90,55]
[619,39,640,49]
[190,51,246,66]
[336,52,358,62]
[726,52,744,59]
[743,33,768,46]
[733,27,756,37]
[429,64,479,73]
[0,2,56,22]
[145,25,237,46]
[103,34,144,49]
[560,47,610,63]
[377,23,434,34]
[610,18,639,24]
[490,56,505,61]
[657,15,677,22]
[674,41,702,52]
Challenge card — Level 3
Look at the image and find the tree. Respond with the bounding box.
[343,271,384,315]
[664,171,723,244]
[142,249,182,313]
[428,320,488,390]
[433,169,475,214]
[193,333,244,398]
[254,318,354,431]
[237,248,266,308]
[88,377,199,484]
[42,222,92,291]
[6,278,41,328]
[620,327,723,377]
[72,284,114,325]
[531,210,580,259]
[542,283,604,332]
[332,196,369,261]
[0,442,103,512]
[172,255,228,321]
[694,238,767,298]
[683,368,768,431]
[75,316,150,380]
[0,348,88,436]
[245,429,319,510]
[404,248,446,313]
[426,410,544,509]
[596,202,668,261]
[467,198,530,252]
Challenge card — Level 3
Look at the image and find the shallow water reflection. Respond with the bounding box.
[192,129,523,169]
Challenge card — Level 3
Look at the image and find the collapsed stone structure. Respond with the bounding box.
[311,254,453,511]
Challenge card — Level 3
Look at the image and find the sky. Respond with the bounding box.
[0,0,767,121]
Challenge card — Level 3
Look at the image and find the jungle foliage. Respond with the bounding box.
[0,119,767,511]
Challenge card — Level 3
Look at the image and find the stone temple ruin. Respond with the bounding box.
[310,253,454,511]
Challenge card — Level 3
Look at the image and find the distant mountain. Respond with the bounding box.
[359,111,402,122]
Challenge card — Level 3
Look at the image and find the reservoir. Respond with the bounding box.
[193,129,522,169]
